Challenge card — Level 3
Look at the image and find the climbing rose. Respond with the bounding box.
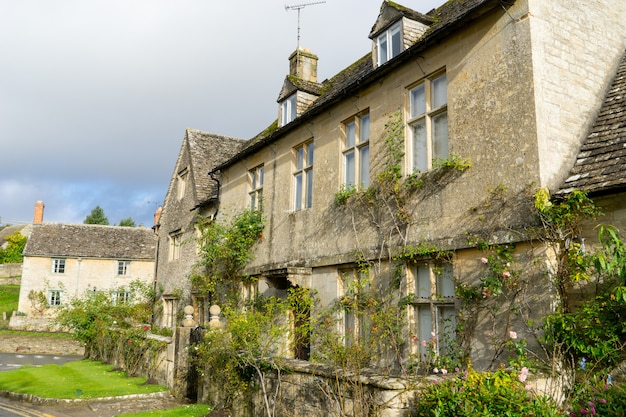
[509,331,517,339]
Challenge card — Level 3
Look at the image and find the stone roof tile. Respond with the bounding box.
[185,129,246,203]
[558,51,626,196]
[23,223,158,260]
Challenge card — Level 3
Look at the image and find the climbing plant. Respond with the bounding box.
[192,208,265,305]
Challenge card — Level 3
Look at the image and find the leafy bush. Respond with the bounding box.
[0,231,27,263]
[413,368,561,417]
[570,376,626,417]
[55,281,164,376]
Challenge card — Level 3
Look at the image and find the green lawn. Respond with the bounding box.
[0,284,19,324]
[0,360,167,399]
[117,404,212,417]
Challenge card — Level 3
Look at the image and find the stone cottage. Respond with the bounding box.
[12,222,157,330]
[209,0,626,364]
[152,0,626,413]
[154,128,245,329]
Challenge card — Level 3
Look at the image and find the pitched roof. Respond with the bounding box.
[369,0,434,38]
[558,50,626,196]
[184,129,246,203]
[214,0,507,171]
[23,223,157,260]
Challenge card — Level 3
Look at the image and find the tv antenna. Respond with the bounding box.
[285,1,326,51]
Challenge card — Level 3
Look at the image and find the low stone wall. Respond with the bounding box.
[0,333,84,355]
[8,315,63,332]
[0,263,21,278]
[198,359,433,417]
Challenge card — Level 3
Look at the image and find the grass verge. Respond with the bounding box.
[116,404,212,417]
[0,284,19,325]
[0,329,74,338]
[0,360,167,399]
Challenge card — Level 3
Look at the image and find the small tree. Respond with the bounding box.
[0,231,27,263]
[119,217,136,227]
[84,206,109,225]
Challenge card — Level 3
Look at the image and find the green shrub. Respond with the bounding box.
[413,368,561,417]
[570,376,626,417]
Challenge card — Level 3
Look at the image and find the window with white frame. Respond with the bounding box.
[177,168,188,200]
[169,231,182,261]
[408,72,448,172]
[409,261,456,359]
[112,291,131,305]
[52,258,66,274]
[293,141,314,211]
[117,260,130,276]
[48,289,62,306]
[343,113,370,189]
[249,165,264,210]
[281,94,297,126]
[339,268,370,347]
[376,21,402,66]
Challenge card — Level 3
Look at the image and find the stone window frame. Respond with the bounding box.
[406,260,456,358]
[51,258,66,274]
[162,296,178,329]
[168,230,182,261]
[293,140,314,211]
[338,267,370,347]
[177,167,188,201]
[407,70,449,173]
[249,164,264,210]
[342,111,371,189]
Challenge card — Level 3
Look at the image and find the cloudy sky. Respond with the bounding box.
[0,0,441,227]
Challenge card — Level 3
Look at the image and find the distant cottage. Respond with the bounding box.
[11,208,157,330]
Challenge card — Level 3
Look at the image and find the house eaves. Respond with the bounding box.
[212,0,510,174]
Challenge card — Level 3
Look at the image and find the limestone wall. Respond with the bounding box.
[529,0,626,190]
[198,359,425,417]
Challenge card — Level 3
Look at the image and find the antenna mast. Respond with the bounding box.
[285,1,326,51]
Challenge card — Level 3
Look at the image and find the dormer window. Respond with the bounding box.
[281,94,297,126]
[376,22,402,66]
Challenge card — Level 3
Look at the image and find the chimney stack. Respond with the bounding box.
[289,48,318,82]
[154,206,163,227]
[33,201,45,224]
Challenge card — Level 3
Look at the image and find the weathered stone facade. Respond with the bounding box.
[153,129,245,329]
[212,0,625,369]
[150,0,626,413]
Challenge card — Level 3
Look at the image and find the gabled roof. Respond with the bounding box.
[558,50,626,196]
[174,129,245,207]
[23,223,157,260]
[277,75,324,102]
[214,0,508,172]
[369,0,434,38]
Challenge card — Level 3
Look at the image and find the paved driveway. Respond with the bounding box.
[0,353,83,372]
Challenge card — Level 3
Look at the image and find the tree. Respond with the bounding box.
[119,217,136,227]
[84,206,109,225]
[0,231,27,263]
